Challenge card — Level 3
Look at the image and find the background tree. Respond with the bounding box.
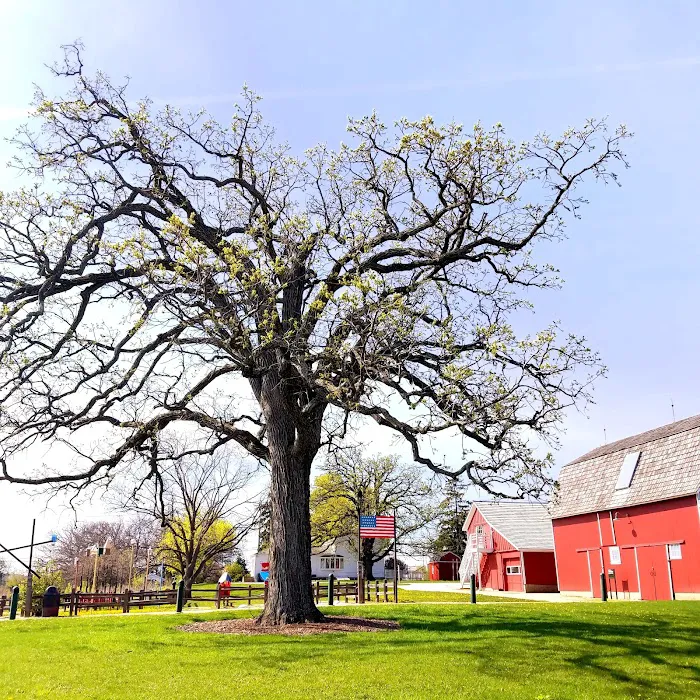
[310,451,438,579]
[0,557,7,586]
[429,478,470,558]
[125,442,256,596]
[0,46,629,623]
[225,553,250,582]
[51,517,160,591]
[255,498,271,553]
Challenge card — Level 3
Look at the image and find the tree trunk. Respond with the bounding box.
[257,389,323,625]
[183,563,195,599]
[362,539,376,581]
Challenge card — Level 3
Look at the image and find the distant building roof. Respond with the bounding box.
[551,415,700,519]
[464,501,554,551]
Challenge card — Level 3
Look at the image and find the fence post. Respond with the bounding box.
[176,580,185,613]
[216,584,221,610]
[470,573,477,604]
[383,579,388,603]
[247,584,252,606]
[327,574,335,606]
[123,589,130,614]
[9,586,20,620]
[600,572,608,602]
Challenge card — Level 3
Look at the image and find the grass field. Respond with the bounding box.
[1,601,698,699]
[395,588,514,603]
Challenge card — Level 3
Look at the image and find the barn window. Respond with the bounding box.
[505,565,521,575]
[668,544,682,561]
[615,451,641,490]
[320,556,344,570]
[609,546,621,566]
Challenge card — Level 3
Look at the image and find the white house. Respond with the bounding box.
[252,536,386,581]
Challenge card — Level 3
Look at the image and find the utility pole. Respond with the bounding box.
[144,547,152,591]
[73,557,79,591]
[23,519,36,617]
[128,539,136,590]
[91,549,99,593]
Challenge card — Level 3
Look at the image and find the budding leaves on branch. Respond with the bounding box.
[0,45,630,500]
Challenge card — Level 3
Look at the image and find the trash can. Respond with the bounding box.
[42,586,60,618]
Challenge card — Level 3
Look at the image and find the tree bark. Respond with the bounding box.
[362,539,376,581]
[183,562,196,599]
[257,381,324,625]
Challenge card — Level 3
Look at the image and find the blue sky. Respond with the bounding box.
[1,1,699,548]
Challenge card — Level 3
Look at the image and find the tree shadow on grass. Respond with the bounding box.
[395,605,700,695]
[169,604,700,698]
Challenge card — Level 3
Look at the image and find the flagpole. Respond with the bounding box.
[357,511,364,604]
[393,508,398,604]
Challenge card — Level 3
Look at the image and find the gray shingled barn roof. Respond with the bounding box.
[551,415,700,519]
[464,501,554,550]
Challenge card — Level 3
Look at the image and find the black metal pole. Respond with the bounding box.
[393,509,398,603]
[176,580,185,613]
[2,539,56,553]
[357,510,364,604]
[327,574,335,606]
[23,519,36,617]
[0,541,40,578]
[9,586,19,620]
[470,573,477,604]
[600,572,608,602]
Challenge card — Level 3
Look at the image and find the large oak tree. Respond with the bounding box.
[0,46,628,623]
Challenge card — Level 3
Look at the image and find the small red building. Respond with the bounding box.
[428,551,460,581]
[460,501,558,593]
[552,415,700,600]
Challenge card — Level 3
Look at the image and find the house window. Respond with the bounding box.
[475,525,484,535]
[320,556,344,570]
[668,544,682,561]
[505,565,521,575]
[609,546,621,566]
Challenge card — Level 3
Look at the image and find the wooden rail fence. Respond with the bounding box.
[0,578,395,617]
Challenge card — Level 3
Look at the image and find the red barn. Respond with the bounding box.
[428,551,461,581]
[460,501,558,593]
[552,415,700,600]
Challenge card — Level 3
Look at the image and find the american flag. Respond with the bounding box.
[360,515,395,539]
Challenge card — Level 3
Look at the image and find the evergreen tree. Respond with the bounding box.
[431,478,469,557]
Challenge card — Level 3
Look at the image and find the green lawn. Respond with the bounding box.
[396,588,513,603]
[1,601,698,699]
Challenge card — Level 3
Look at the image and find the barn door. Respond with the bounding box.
[637,546,672,601]
[503,556,523,592]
